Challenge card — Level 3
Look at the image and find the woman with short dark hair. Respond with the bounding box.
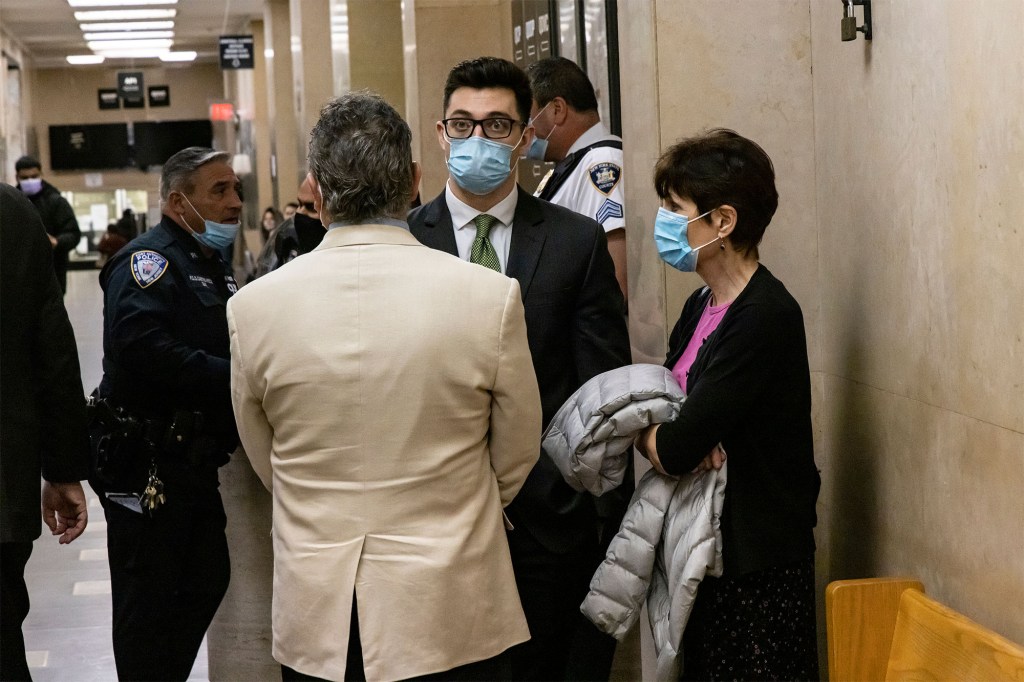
[636,128,821,681]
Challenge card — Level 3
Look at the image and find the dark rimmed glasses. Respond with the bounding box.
[442,117,525,140]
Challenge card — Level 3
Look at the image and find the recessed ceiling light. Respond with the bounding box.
[74,9,176,20]
[84,31,173,41]
[88,38,173,50]
[66,55,106,64]
[80,21,175,31]
[92,48,169,58]
[68,0,176,6]
[159,51,197,62]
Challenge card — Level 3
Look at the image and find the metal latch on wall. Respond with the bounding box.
[841,0,873,41]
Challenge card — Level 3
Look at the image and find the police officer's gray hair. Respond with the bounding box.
[160,147,232,202]
[308,92,413,223]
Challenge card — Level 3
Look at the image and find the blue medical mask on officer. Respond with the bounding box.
[525,103,556,161]
[654,206,720,272]
[178,193,239,251]
[446,132,525,196]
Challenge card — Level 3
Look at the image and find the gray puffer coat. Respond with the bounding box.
[541,364,726,681]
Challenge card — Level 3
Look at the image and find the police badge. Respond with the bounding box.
[130,251,169,288]
[588,162,621,195]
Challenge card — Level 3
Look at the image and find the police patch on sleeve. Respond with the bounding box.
[589,162,622,195]
[130,251,169,289]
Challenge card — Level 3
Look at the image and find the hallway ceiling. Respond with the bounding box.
[1,0,263,68]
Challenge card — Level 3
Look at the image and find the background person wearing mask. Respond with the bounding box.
[93,147,242,681]
[253,177,325,278]
[526,57,627,302]
[229,91,542,682]
[14,155,82,295]
[635,129,821,681]
[1,184,91,682]
[409,56,630,682]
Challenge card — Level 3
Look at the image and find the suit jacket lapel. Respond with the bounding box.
[414,193,459,257]
[507,188,546,299]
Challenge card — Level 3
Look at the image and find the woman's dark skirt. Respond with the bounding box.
[680,554,819,681]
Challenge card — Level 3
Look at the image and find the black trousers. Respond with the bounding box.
[281,593,513,682]
[1,541,34,682]
[104,485,230,681]
[505,528,617,681]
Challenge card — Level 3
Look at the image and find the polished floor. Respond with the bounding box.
[22,270,208,682]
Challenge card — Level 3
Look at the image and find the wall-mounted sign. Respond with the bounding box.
[98,88,120,110]
[218,35,254,70]
[148,85,170,107]
[118,71,144,108]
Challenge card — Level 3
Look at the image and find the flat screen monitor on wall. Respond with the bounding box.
[133,120,214,169]
[49,123,131,171]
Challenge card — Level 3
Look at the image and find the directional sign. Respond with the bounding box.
[219,35,254,70]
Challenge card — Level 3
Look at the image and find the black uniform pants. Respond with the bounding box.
[104,485,229,681]
[1,541,34,682]
[505,528,617,681]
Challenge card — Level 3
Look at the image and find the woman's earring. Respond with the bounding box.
[720,241,726,250]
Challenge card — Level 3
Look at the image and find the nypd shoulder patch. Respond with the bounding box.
[130,250,169,289]
[589,162,622,195]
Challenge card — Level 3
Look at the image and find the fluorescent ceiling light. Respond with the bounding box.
[68,0,176,6]
[92,48,169,58]
[159,51,196,62]
[74,9,176,20]
[66,54,106,64]
[84,31,173,40]
[80,21,174,31]
[88,38,173,50]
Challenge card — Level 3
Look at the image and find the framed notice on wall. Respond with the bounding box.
[98,88,120,110]
[148,85,170,107]
[219,35,254,69]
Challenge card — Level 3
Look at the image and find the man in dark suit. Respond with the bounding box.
[0,184,91,681]
[408,57,631,681]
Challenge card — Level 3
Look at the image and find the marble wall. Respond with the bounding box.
[618,2,1024,674]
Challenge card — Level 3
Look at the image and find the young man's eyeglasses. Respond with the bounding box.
[442,117,524,140]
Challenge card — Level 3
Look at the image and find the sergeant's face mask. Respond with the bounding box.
[178,194,239,251]
[524,103,556,161]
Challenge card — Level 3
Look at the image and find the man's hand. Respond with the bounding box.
[41,481,89,544]
[48,234,58,248]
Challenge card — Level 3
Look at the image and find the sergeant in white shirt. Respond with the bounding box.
[526,57,627,302]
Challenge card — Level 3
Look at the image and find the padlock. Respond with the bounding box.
[841,15,858,41]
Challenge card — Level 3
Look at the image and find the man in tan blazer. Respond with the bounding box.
[227,92,542,682]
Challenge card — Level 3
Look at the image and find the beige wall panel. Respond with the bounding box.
[348,0,405,112]
[820,373,1024,645]
[267,0,302,197]
[403,0,512,200]
[292,0,334,173]
[811,0,1024,432]
[252,20,276,213]
[28,64,224,193]
[654,0,820,373]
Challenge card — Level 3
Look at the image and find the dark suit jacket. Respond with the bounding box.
[0,184,90,543]
[410,187,631,551]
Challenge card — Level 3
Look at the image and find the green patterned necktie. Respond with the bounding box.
[470,213,501,272]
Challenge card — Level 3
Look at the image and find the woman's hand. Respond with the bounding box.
[691,443,727,474]
[635,424,670,476]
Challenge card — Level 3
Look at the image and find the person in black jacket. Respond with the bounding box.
[14,156,82,294]
[0,183,91,682]
[95,147,241,681]
[635,129,821,681]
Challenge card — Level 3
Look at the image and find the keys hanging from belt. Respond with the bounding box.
[140,465,166,514]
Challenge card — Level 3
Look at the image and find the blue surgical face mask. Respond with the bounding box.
[179,194,239,251]
[446,132,523,196]
[524,103,555,161]
[19,178,43,196]
[654,206,719,272]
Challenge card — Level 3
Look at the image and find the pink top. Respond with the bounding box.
[671,298,732,392]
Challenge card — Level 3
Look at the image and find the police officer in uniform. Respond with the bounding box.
[526,57,627,303]
[93,147,241,681]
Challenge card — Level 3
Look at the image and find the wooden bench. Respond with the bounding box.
[826,577,1024,681]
